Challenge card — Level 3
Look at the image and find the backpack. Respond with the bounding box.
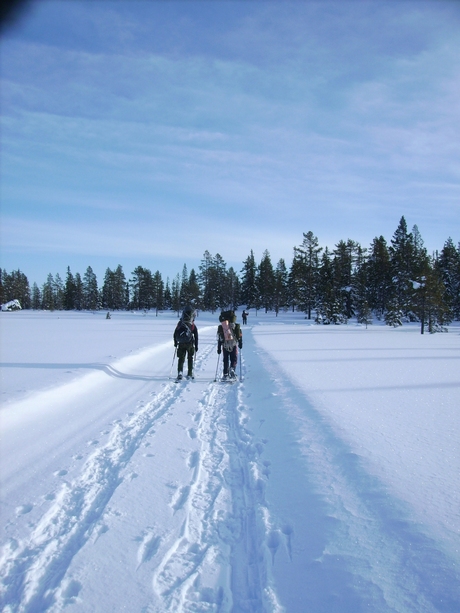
[221,319,238,351]
[175,319,194,345]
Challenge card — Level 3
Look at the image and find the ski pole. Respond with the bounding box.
[239,347,243,381]
[214,350,221,382]
[169,347,177,378]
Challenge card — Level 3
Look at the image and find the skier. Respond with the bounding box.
[173,305,198,380]
[242,310,248,325]
[217,310,242,380]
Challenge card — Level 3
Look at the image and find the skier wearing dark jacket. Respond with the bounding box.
[174,305,198,379]
[217,310,242,379]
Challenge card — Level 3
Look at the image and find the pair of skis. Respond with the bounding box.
[174,374,194,383]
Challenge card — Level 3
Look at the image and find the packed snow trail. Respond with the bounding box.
[0,323,281,613]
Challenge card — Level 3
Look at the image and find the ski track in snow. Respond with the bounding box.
[0,339,281,613]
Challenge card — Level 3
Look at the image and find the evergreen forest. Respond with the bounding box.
[1,217,459,332]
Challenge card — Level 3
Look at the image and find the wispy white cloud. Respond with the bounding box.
[1,0,459,281]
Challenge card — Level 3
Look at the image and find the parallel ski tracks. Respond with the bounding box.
[0,380,183,612]
[0,342,279,613]
[151,364,280,612]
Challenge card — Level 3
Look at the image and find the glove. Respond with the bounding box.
[174,342,177,348]
[238,342,242,349]
[195,347,198,353]
[217,348,221,355]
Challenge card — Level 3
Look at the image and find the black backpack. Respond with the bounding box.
[175,319,194,345]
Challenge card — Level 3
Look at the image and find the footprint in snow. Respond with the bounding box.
[171,485,190,512]
[281,524,294,561]
[267,530,282,565]
[16,503,33,516]
[136,532,161,568]
[188,451,199,469]
[60,579,82,604]
[54,469,68,477]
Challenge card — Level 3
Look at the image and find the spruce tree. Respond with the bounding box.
[389,216,415,319]
[42,273,55,310]
[130,266,153,310]
[240,250,258,309]
[257,250,275,313]
[188,269,201,307]
[64,267,76,310]
[274,258,289,315]
[198,251,215,311]
[74,273,83,310]
[293,231,322,319]
[438,238,460,320]
[83,266,99,310]
[367,236,391,318]
[31,282,41,310]
[1,269,31,308]
[152,270,164,315]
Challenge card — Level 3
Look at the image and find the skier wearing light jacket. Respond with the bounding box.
[217,309,242,379]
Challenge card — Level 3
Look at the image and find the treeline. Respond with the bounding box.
[1,217,459,331]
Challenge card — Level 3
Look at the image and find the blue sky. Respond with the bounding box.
[1,0,459,287]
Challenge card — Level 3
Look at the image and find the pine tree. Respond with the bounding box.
[225,267,240,310]
[389,216,415,319]
[74,273,83,310]
[130,266,153,310]
[64,267,76,310]
[257,250,275,313]
[42,273,55,310]
[188,269,201,307]
[288,253,304,312]
[293,231,322,319]
[83,266,99,310]
[353,245,371,325]
[164,278,172,310]
[198,251,215,311]
[240,250,258,309]
[113,265,128,310]
[152,270,164,315]
[213,254,228,309]
[53,273,64,310]
[437,238,460,320]
[367,236,391,318]
[1,269,31,308]
[274,258,289,315]
[180,264,190,308]
[317,248,344,323]
[332,239,358,320]
[171,274,181,315]
[31,282,41,310]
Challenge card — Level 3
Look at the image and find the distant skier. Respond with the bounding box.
[242,310,248,325]
[217,310,242,379]
[174,305,198,380]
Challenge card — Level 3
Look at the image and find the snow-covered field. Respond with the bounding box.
[0,310,459,613]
